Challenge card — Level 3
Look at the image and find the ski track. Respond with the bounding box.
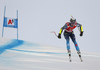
[0,38,100,70]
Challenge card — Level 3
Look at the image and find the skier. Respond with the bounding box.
[58,17,83,62]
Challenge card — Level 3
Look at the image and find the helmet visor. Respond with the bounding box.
[70,22,75,24]
[70,20,76,23]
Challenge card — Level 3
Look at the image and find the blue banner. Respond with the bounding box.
[3,17,18,28]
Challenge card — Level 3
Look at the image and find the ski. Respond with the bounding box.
[50,31,58,37]
[78,54,83,62]
[69,55,83,62]
[68,50,83,62]
[68,50,72,62]
[77,51,83,62]
[69,54,72,62]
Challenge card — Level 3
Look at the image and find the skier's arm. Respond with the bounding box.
[58,24,67,39]
[59,24,67,34]
[80,25,83,32]
[77,23,84,36]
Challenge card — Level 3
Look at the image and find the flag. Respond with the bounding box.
[3,17,18,28]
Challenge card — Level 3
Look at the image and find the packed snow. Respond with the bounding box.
[0,37,100,70]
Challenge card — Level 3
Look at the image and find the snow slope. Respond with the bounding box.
[0,37,100,70]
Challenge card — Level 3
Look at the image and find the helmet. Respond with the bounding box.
[70,18,76,23]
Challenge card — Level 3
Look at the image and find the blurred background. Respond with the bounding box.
[0,0,100,53]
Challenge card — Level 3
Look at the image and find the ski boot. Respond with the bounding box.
[68,50,72,62]
[77,50,83,62]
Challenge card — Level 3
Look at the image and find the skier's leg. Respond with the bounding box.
[64,31,71,62]
[64,32,70,51]
[70,32,83,61]
[70,32,80,51]
[64,31,70,50]
[73,40,80,51]
[77,50,83,62]
[66,39,72,62]
[66,39,70,50]
[73,41,82,60]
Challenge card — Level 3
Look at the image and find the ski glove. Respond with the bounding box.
[58,34,61,39]
[80,32,83,36]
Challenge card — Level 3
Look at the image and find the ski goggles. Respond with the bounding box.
[70,22,75,24]
[70,20,76,23]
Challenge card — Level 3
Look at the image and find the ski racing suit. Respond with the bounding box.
[59,22,83,51]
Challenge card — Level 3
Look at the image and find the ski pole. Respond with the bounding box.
[50,31,58,37]
[71,15,73,18]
